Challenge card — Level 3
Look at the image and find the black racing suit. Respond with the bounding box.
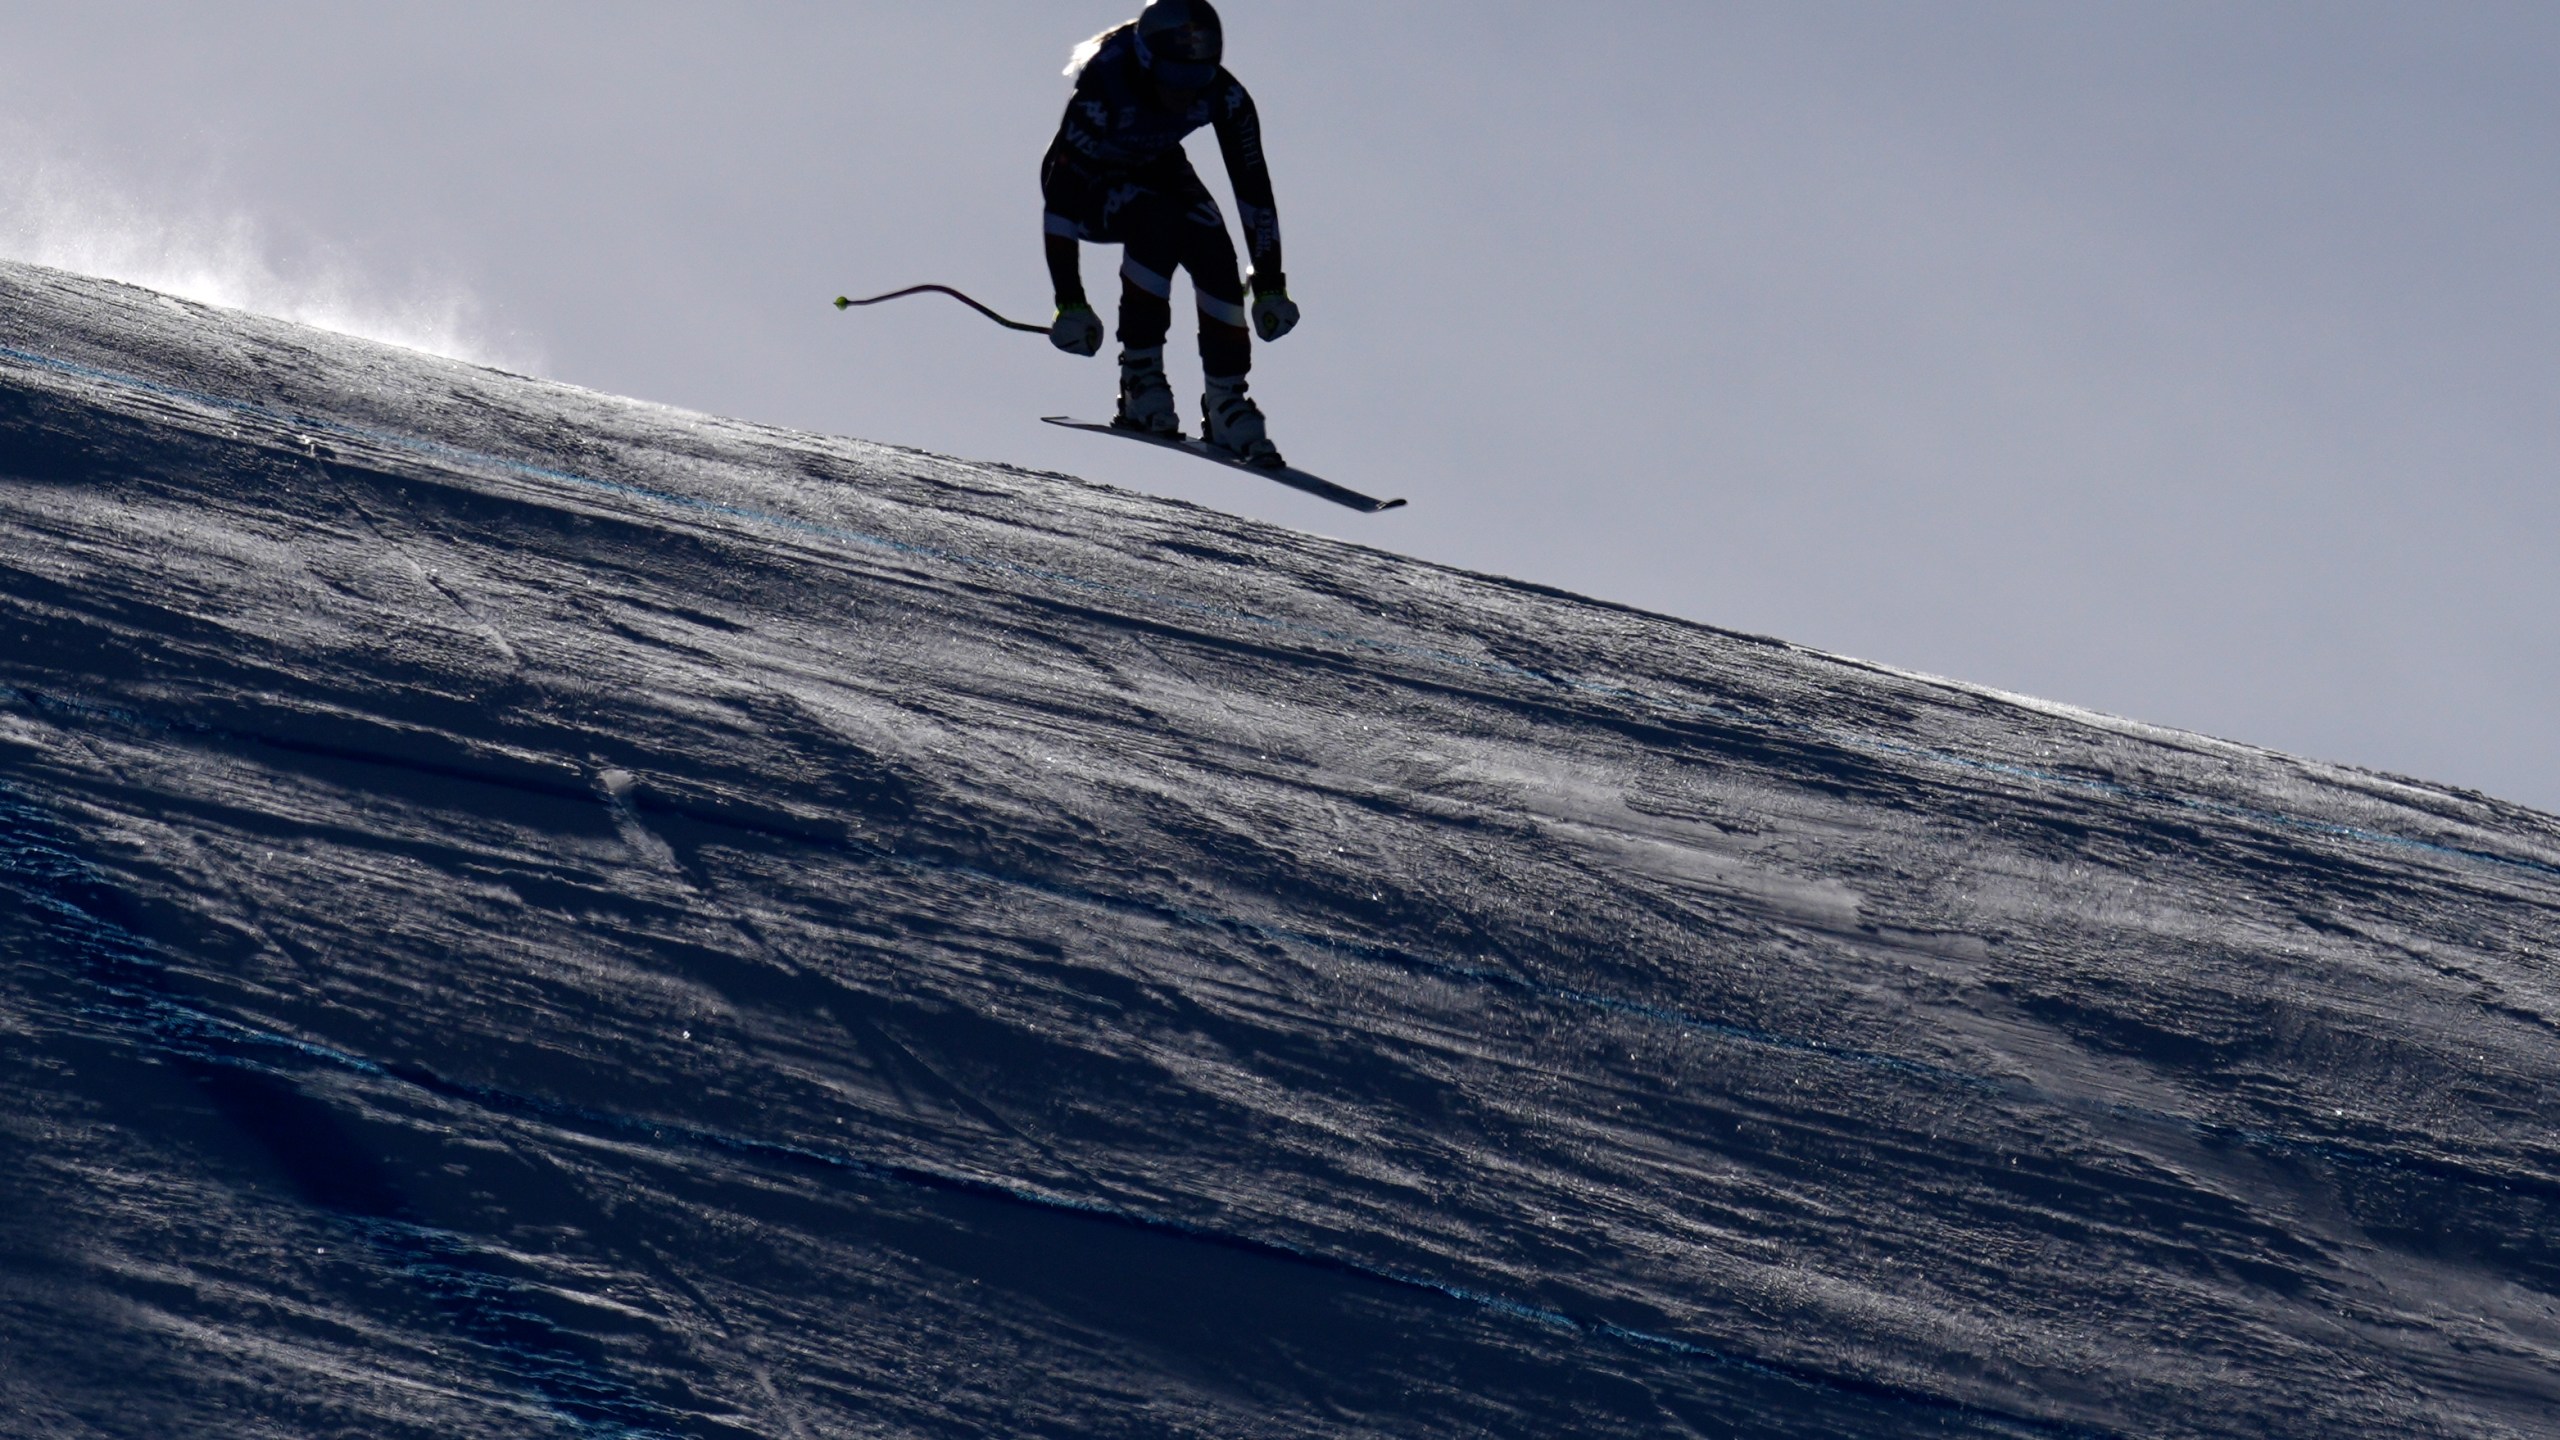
[1042,24,1282,380]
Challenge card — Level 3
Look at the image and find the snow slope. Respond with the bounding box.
[2,261,2556,1439]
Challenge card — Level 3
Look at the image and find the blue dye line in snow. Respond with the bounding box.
[7,341,2557,895]
[4,342,2556,891]
[0,786,2103,1440]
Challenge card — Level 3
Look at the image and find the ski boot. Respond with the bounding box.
[1115,346,1180,436]
[1201,374,1282,467]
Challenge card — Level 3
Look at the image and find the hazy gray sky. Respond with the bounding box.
[4,2,2554,811]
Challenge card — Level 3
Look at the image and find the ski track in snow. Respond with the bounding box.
[2,262,2558,1438]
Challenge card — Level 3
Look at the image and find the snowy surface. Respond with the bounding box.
[2,261,2556,1438]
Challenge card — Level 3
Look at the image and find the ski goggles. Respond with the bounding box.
[1135,28,1220,89]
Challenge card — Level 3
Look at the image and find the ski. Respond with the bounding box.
[1041,416,1406,513]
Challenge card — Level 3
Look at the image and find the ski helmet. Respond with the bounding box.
[1134,0,1223,90]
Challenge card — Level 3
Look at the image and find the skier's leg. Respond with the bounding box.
[1113,191,1183,434]
[1177,201,1277,463]
[1177,194,1252,381]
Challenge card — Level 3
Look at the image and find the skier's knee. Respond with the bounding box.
[1195,290,1248,330]
[1119,254,1176,299]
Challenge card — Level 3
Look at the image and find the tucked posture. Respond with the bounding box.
[1043,0,1300,465]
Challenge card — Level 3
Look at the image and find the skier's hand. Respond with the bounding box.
[1252,286,1299,343]
[1050,303,1104,357]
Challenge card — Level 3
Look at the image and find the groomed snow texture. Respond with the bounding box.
[2,263,2557,1439]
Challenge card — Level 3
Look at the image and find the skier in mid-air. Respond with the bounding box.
[1043,0,1300,466]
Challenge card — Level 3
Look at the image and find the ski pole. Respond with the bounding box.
[832,284,1048,335]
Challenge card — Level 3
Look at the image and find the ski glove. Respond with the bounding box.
[1252,287,1300,343]
[1050,303,1104,357]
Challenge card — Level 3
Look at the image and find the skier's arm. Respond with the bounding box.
[1044,229,1085,310]
[1039,140,1089,310]
[1212,81,1283,292]
[1040,136,1102,355]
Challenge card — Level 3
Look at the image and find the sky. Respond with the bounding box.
[1,2,2553,813]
